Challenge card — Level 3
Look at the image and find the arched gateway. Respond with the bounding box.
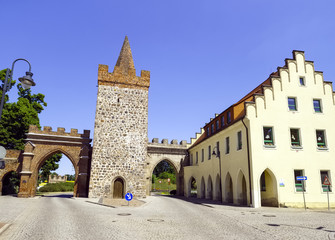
[18,125,92,198]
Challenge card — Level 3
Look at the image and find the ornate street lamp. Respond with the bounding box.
[0,58,36,121]
[212,146,222,202]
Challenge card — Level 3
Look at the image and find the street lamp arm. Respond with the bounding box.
[11,58,32,73]
[212,146,220,158]
[9,58,32,89]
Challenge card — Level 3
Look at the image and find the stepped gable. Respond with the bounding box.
[98,36,150,90]
[190,50,332,148]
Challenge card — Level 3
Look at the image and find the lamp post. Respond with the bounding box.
[0,58,36,122]
[212,146,222,202]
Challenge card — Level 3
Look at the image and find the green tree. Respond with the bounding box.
[39,153,62,182]
[65,174,75,181]
[153,160,175,176]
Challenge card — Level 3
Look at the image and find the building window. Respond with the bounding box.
[263,127,274,146]
[313,99,322,113]
[225,137,230,154]
[216,141,220,156]
[208,145,211,160]
[316,130,327,148]
[196,152,198,164]
[320,171,332,192]
[207,127,210,137]
[299,77,305,86]
[201,149,204,162]
[211,124,214,134]
[221,116,225,127]
[290,128,301,147]
[288,97,297,111]
[294,170,305,192]
[227,112,231,123]
[237,131,242,150]
[216,120,219,130]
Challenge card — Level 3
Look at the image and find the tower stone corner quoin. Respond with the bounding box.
[89,36,151,199]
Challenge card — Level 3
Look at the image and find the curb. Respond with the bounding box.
[0,223,11,236]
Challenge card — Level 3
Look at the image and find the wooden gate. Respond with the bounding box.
[113,178,124,198]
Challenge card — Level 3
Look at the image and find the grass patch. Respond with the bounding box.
[38,182,74,192]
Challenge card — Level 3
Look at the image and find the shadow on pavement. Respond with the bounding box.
[41,193,74,198]
[154,194,251,209]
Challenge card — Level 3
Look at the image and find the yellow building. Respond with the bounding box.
[184,51,335,208]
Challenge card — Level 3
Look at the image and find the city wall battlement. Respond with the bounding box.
[149,138,188,147]
[28,125,90,138]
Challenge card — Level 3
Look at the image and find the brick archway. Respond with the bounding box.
[18,125,92,198]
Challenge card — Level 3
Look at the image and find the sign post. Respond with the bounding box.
[167,178,170,193]
[125,192,133,207]
[0,146,6,169]
[323,176,331,211]
[296,176,307,210]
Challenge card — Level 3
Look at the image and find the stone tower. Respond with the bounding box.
[89,36,150,199]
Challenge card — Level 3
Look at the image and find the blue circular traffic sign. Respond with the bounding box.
[125,192,133,201]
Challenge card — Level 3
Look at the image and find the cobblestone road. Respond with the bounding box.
[0,193,335,240]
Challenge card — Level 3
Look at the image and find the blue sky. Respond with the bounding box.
[1,1,335,175]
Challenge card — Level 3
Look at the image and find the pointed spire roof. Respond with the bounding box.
[114,36,135,75]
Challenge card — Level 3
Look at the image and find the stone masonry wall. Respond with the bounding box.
[89,85,148,198]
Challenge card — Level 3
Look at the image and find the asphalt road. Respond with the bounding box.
[0,193,335,240]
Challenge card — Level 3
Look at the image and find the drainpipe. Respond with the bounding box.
[242,118,253,206]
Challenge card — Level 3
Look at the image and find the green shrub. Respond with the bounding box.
[158,172,176,184]
[39,182,74,192]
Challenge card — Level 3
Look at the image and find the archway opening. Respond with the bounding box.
[2,171,20,195]
[200,177,205,198]
[188,177,197,197]
[207,175,213,200]
[152,160,177,195]
[113,177,124,199]
[225,172,233,203]
[36,152,76,197]
[260,169,278,207]
[237,171,247,206]
[214,174,222,201]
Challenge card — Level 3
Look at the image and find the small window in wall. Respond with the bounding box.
[221,116,225,127]
[320,170,332,192]
[201,149,204,162]
[299,77,305,86]
[313,99,322,113]
[288,97,297,111]
[208,145,211,160]
[263,127,274,146]
[316,130,327,148]
[207,127,210,137]
[190,154,193,166]
[216,120,219,131]
[237,131,242,150]
[211,124,214,134]
[196,152,198,164]
[225,137,230,154]
[227,112,231,124]
[290,128,301,147]
[294,170,305,192]
[260,172,266,191]
[216,141,220,155]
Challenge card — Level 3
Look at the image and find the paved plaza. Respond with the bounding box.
[0,194,334,240]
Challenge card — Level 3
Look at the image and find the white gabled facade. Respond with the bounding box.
[184,50,335,208]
